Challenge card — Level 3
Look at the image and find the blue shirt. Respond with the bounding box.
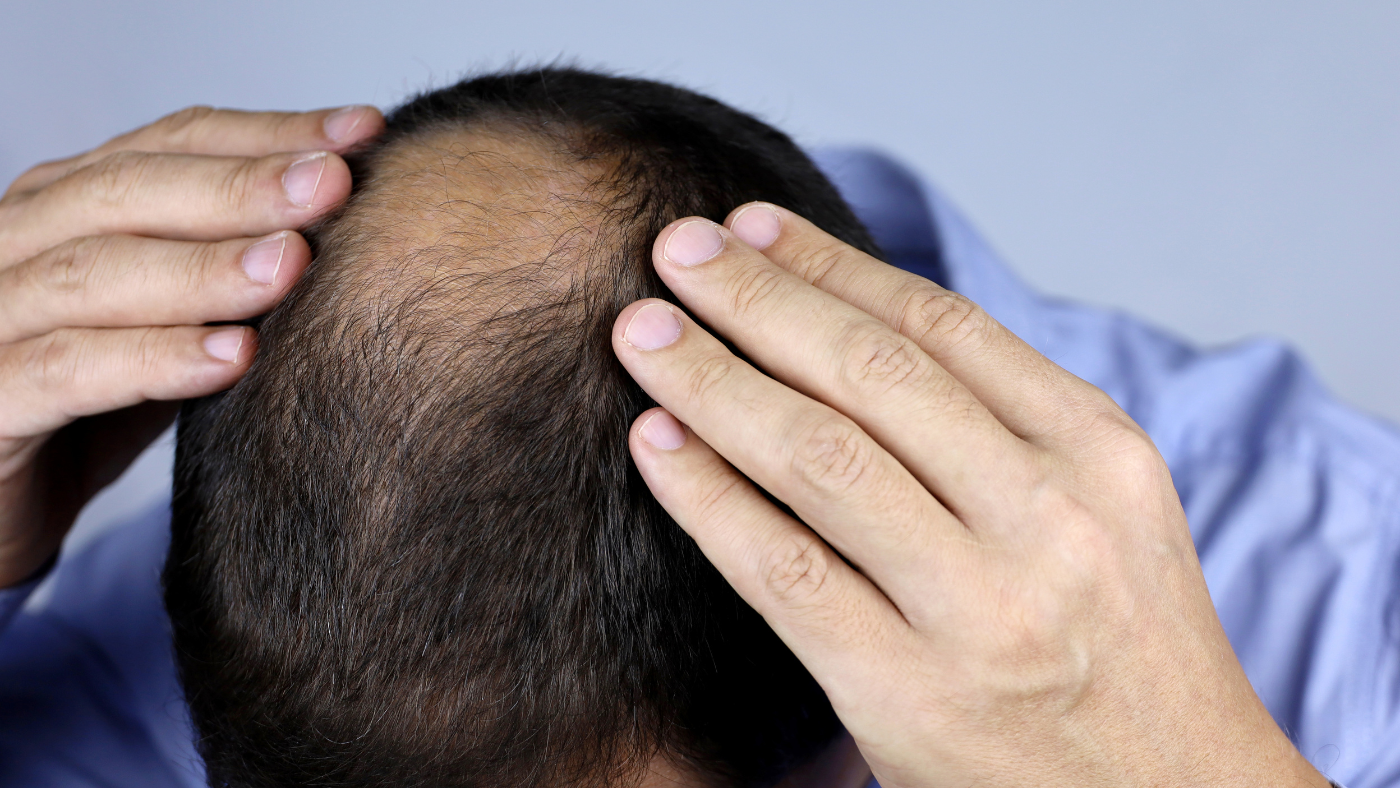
[3,149,1398,787]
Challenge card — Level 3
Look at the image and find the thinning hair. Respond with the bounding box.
[165,67,884,788]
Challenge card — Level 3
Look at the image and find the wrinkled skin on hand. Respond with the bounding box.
[614,204,1332,788]
[0,105,383,587]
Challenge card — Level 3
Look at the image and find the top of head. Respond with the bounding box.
[165,68,881,788]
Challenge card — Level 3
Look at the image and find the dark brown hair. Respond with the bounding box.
[166,67,883,788]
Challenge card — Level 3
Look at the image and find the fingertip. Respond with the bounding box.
[321,105,384,147]
[202,326,256,366]
[183,325,258,399]
[660,219,725,267]
[240,232,291,286]
[621,303,683,352]
[281,151,351,219]
[312,152,352,213]
[240,230,313,290]
[726,202,783,251]
[612,298,682,347]
[269,231,311,287]
[634,408,688,451]
[653,216,716,268]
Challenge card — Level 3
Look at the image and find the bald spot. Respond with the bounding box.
[311,126,624,327]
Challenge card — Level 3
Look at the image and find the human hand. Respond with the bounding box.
[612,205,1329,787]
[0,105,383,587]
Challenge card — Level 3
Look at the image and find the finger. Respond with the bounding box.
[1,150,350,265]
[628,406,910,710]
[0,231,309,342]
[7,105,383,196]
[728,203,1127,449]
[0,325,255,440]
[612,298,971,600]
[650,217,1039,524]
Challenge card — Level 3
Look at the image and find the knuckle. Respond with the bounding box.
[762,536,834,608]
[682,354,743,405]
[842,324,931,396]
[271,111,307,141]
[153,105,216,145]
[17,327,174,396]
[8,166,52,200]
[1062,402,1167,490]
[14,163,47,188]
[27,236,107,296]
[1102,429,1171,499]
[1109,428,1164,470]
[1057,391,1134,443]
[933,382,987,432]
[727,265,787,319]
[79,151,150,207]
[127,326,171,381]
[783,238,847,286]
[689,466,749,525]
[187,241,227,288]
[905,288,990,353]
[215,156,263,209]
[792,416,875,495]
[0,200,21,238]
[19,330,82,392]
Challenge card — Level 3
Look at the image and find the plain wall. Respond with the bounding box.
[5,0,1398,432]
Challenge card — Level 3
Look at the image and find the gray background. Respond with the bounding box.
[5,0,1397,437]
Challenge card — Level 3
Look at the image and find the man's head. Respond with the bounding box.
[165,67,882,788]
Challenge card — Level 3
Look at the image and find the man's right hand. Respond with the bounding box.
[0,105,384,588]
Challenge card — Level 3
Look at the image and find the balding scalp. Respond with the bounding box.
[166,67,884,788]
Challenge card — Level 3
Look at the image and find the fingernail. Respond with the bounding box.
[204,328,247,364]
[663,220,724,267]
[241,233,287,285]
[730,204,782,250]
[283,152,328,208]
[623,303,683,350]
[639,410,687,450]
[323,105,372,143]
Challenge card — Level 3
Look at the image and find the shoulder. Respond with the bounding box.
[819,148,1400,786]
